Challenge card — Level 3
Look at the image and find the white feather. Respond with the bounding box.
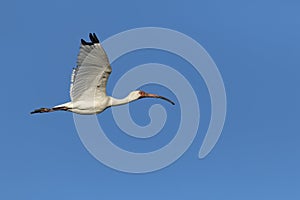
[70,43,111,102]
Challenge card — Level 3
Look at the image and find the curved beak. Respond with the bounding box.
[139,91,175,105]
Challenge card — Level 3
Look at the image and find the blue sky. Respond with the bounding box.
[1,0,300,199]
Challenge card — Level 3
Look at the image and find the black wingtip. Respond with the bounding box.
[81,33,99,46]
[92,33,99,43]
[81,39,91,45]
[89,33,93,41]
[89,32,99,43]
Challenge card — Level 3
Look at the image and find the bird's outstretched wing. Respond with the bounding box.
[70,33,112,101]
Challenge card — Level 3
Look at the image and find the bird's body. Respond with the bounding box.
[52,93,140,114]
[31,33,174,115]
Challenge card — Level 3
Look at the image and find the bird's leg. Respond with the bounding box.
[30,108,51,114]
[52,106,69,111]
[30,106,69,114]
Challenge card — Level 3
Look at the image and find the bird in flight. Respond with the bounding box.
[31,33,174,115]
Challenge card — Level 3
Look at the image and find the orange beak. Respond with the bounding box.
[139,91,175,105]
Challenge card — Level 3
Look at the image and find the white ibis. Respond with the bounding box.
[31,33,174,115]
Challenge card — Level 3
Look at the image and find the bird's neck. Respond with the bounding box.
[109,95,134,107]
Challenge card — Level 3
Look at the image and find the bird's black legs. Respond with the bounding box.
[30,106,69,114]
[52,106,69,111]
[30,108,51,114]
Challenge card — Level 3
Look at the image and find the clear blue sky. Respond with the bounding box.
[1,0,299,199]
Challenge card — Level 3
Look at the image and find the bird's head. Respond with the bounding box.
[129,90,175,105]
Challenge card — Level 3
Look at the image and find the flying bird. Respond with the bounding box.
[31,33,174,115]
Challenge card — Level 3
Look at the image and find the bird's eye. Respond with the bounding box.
[139,91,145,96]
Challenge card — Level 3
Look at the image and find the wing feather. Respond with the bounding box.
[70,33,112,101]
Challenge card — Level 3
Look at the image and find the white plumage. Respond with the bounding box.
[31,33,174,115]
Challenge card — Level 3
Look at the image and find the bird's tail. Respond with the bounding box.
[30,106,68,114]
